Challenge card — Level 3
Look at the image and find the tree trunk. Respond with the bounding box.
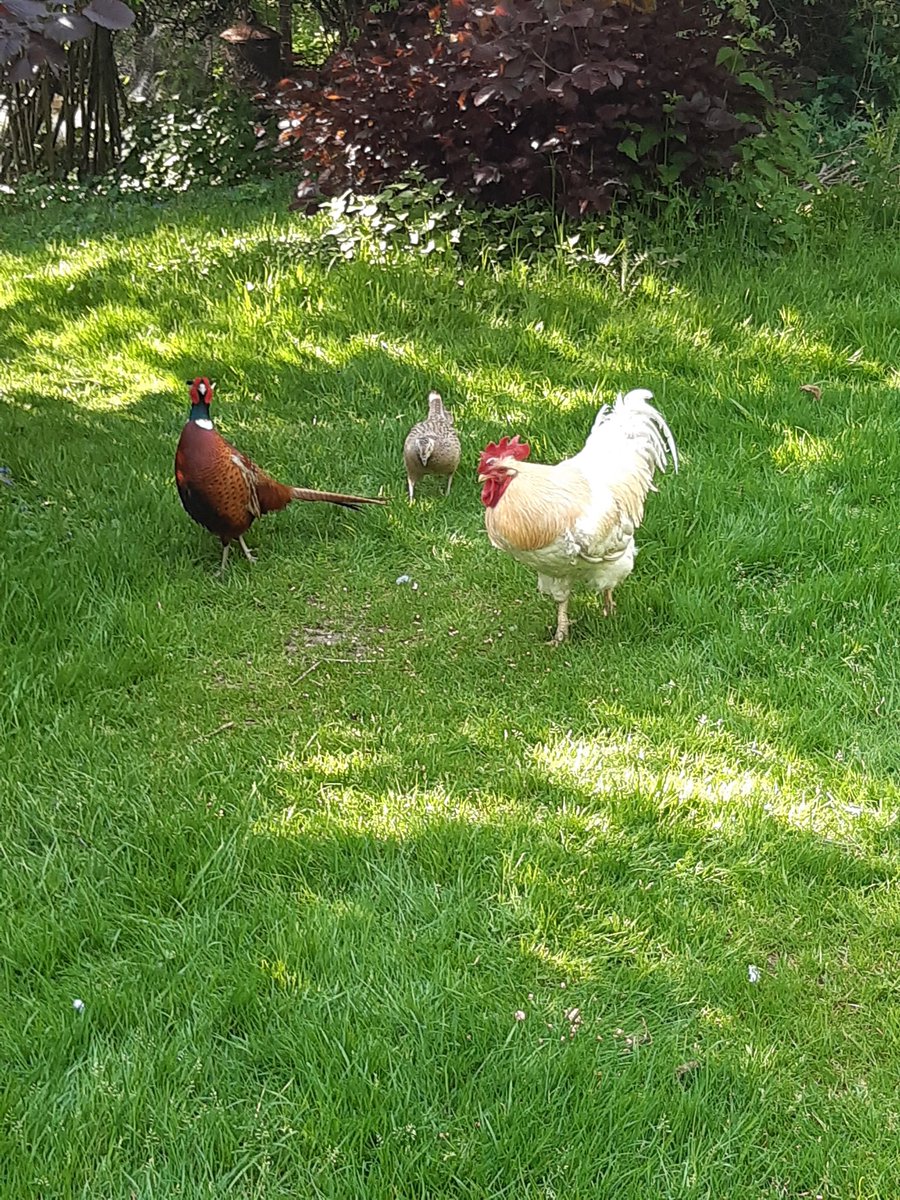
[279,0,292,73]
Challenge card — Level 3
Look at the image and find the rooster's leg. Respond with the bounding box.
[238,536,257,564]
[602,589,617,618]
[445,474,453,497]
[548,599,570,646]
[407,478,415,503]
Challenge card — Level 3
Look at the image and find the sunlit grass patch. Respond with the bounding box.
[1,185,900,1198]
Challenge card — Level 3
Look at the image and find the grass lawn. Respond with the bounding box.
[1,182,899,1198]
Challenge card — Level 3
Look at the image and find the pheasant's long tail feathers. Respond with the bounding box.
[290,487,387,510]
[570,387,678,525]
[427,390,451,421]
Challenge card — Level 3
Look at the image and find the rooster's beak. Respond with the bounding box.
[477,473,488,484]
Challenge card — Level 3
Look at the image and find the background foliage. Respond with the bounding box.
[756,0,900,110]
[274,0,776,216]
[2,0,898,215]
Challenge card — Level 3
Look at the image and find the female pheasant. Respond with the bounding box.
[403,390,461,501]
[175,377,386,570]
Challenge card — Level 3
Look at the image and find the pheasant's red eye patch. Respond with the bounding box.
[188,377,214,406]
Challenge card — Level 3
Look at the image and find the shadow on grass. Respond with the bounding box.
[3,191,899,1195]
[224,742,898,1193]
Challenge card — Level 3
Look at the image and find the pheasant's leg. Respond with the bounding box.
[445,473,453,497]
[602,589,617,618]
[407,478,415,503]
[218,543,230,574]
[548,599,570,646]
[238,536,256,564]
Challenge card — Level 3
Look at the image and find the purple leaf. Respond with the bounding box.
[2,0,46,23]
[473,163,501,184]
[30,33,65,67]
[44,13,94,42]
[510,2,542,24]
[704,107,742,131]
[0,31,26,64]
[571,63,610,93]
[557,8,594,27]
[81,0,135,31]
[9,53,37,82]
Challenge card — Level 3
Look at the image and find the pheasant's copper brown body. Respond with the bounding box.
[175,377,386,570]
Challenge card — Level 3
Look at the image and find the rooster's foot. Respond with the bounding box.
[547,600,570,646]
[602,589,617,618]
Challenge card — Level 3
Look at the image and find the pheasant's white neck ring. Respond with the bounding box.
[193,418,214,430]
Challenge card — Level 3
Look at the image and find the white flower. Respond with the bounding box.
[72,998,85,1012]
[748,965,761,984]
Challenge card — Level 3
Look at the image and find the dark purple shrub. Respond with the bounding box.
[0,0,133,82]
[272,0,776,215]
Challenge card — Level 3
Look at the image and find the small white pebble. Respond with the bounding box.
[72,998,85,1012]
[748,965,761,984]
[395,574,411,585]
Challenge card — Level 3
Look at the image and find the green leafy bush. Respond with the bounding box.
[118,90,274,191]
[754,0,900,109]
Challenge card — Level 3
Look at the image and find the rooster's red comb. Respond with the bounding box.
[481,435,531,462]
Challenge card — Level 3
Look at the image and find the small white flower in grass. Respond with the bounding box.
[748,965,761,984]
[514,1010,526,1021]
[395,575,411,585]
[72,998,85,1012]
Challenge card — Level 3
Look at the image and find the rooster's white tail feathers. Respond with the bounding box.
[582,388,678,471]
[576,388,677,470]
[568,387,678,527]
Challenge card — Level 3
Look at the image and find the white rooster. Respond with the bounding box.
[477,388,678,644]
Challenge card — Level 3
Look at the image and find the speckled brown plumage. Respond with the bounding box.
[175,377,386,570]
[403,390,461,501]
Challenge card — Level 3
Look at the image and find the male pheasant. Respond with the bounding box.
[175,377,386,570]
[403,390,461,501]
